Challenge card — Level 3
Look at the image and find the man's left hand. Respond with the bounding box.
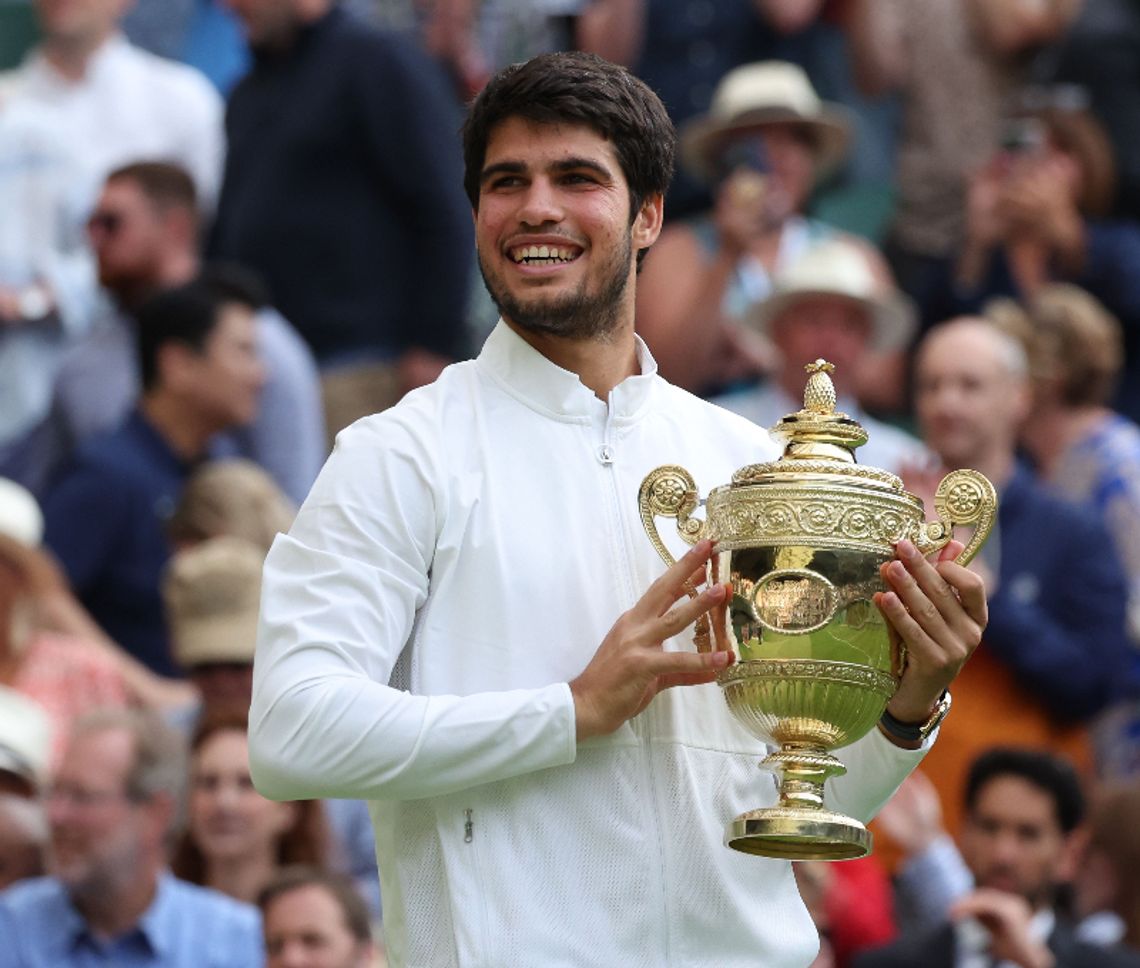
[875,537,987,731]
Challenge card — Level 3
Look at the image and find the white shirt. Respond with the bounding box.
[251,322,930,968]
[0,33,224,207]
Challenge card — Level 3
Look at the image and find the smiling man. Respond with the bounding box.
[249,52,987,968]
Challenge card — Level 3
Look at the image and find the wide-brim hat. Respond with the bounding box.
[164,536,265,669]
[0,687,53,793]
[0,478,43,547]
[679,61,851,186]
[751,239,917,352]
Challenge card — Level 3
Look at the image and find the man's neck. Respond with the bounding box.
[41,30,114,83]
[71,866,159,942]
[504,318,640,401]
[139,394,216,461]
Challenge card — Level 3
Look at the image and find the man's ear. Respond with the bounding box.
[631,193,664,253]
[156,342,198,395]
[1056,824,1089,884]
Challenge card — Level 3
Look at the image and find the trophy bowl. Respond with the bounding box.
[638,361,996,861]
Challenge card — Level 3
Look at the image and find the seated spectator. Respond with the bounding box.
[635,61,852,395]
[855,748,1140,968]
[899,316,1132,839]
[44,162,325,505]
[712,238,927,472]
[259,866,377,968]
[1072,782,1140,951]
[0,478,193,722]
[162,532,381,921]
[164,536,265,715]
[167,458,296,554]
[172,708,328,906]
[0,708,263,966]
[41,277,266,677]
[1000,285,1140,777]
[949,100,1140,422]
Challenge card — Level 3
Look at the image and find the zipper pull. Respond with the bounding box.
[464,808,474,843]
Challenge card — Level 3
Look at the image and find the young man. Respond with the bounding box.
[42,278,265,677]
[250,52,986,967]
[855,748,1140,968]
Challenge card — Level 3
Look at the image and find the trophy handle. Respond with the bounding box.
[638,465,706,567]
[913,469,998,566]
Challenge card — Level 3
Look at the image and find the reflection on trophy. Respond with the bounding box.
[638,360,996,861]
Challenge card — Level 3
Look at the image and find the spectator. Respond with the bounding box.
[41,278,266,677]
[1002,285,1140,778]
[259,866,376,968]
[854,748,1140,968]
[0,0,224,206]
[634,61,853,395]
[164,536,266,714]
[712,238,927,473]
[1072,782,1140,951]
[171,708,328,905]
[950,102,1140,422]
[46,162,325,505]
[212,0,474,441]
[167,459,295,553]
[902,316,1132,838]
[0,708,264,966]
[162,519,382,920]
[0,94,97,488]
[847,0,1080,327]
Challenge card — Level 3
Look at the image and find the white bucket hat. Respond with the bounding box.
[0,479,43,547]
[679,61,851,185]
[751,240,917,352]
[0,687,53,793]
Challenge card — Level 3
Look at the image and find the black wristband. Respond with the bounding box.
[878,706,924,742]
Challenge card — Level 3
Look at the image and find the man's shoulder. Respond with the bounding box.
[160,875,259,924]
[850,922,954,967]
[114,39,220,109]
[656,378,776,451]
[0,876,68,918]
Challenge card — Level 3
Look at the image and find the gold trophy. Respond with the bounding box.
[638,361,996,861]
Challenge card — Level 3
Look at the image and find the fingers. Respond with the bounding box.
[884,539,982,645]
[650,582,728,642]
[638,539,716,618]
[936,560,988,630]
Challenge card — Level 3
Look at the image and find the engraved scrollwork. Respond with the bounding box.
[914,469,998,565]
[638,466,705,570]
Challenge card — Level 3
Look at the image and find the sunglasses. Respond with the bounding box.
[87,211,124,235]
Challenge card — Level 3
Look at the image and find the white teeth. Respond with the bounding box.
[511,244,578,263]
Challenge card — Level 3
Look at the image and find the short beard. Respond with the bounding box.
[478,233,633,342]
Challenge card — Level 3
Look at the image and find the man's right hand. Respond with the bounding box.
[570,539,734,740]
[952,889,1056,968]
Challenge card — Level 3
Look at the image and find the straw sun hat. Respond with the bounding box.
[752,240,917,352]
[679,62,851,186]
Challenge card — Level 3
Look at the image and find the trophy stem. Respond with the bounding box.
[724,742,873,861]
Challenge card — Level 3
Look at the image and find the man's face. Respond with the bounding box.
[474,117,661,342]
[222,0,303,49]
[46,727,147,894]
[913,321,1025,469]
[178,304,266,429]
[959,774,1073,910]
[87,179,166,295]
[34,0,127,45]
[264,884,373,968]
[771,296,871,391]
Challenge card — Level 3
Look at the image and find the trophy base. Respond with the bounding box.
[725,807,872,861]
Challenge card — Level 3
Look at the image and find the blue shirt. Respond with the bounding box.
[41,408,198,677]
[0,873,263,967]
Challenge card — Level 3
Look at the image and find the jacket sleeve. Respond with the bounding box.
[825,726,930,824]
[248,411,577,803]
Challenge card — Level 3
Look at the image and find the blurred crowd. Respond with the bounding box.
[1,0,1140,966]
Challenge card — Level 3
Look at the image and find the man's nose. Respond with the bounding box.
[516,178,563,226]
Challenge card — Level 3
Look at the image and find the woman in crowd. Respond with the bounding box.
[172,707,329,904]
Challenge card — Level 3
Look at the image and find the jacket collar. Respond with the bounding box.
[476,320,659,421]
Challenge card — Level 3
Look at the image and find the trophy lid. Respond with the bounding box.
[732,360,902,490]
